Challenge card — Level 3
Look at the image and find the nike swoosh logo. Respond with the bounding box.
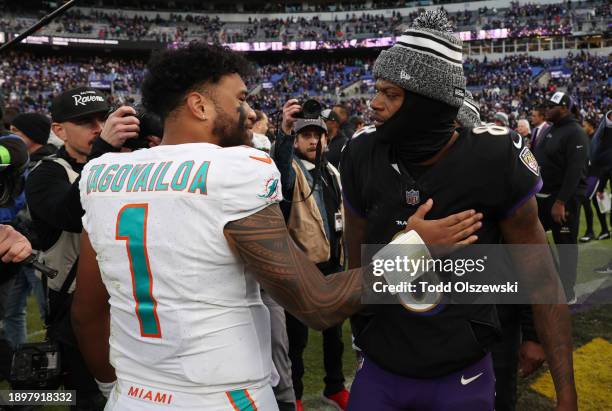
[461,372,484,385]
[576,145,583,149]
[249,155,272,164]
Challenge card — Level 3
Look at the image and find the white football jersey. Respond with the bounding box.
[79,143,282,395]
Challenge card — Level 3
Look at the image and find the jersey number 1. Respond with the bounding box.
[116,204,162,338]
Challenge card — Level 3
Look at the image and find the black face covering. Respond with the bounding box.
[376,91,459,164]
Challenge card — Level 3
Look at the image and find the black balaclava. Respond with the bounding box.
[377,90,459,164]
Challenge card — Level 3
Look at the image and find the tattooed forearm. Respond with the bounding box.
[224,204,363,330]
[500,198,577,407]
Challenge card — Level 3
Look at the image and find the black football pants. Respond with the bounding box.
[537,195,581,300]
[582,195,609,234]
[285,312,345,399]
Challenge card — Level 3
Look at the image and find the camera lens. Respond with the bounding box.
[301,99,322,119]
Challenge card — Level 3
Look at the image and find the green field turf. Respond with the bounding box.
[2,206,610,410]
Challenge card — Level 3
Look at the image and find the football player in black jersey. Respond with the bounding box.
[340,10,576,411]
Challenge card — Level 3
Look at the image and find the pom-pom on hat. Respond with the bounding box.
[373,9,466,108]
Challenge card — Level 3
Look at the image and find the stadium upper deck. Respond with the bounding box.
[0,0,608,45]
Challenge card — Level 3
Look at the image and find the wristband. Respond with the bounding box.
[372,230,431,292]
[95,379,116,399]
[373,230,442,310]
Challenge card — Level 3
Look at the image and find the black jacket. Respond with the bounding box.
[29,144,58,166]
[326,130,348,169]
[534,115,589,202]
[25,138,118,251]
[25,146,85,251]
[341,122,355,141]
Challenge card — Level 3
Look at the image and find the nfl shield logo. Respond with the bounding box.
[405,189,420,206]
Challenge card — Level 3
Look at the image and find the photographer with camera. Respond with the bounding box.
[275,99,348,411]
[24,86,156,410]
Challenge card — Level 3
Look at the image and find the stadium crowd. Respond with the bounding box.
[471,52,611,126]
[2,51,610,129]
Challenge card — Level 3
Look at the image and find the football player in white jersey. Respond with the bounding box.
[72,44,483,411]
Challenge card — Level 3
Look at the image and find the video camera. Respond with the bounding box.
[9,342,62,390]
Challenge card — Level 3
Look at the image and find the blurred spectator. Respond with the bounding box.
[516,119,531,147]
[349,115,365,132]
[589,110,612,244]
[252,109,272,153]
[332,104,355,139]
[10,112,55,159]
[579,117,608,243]
[253,110,270,136]
[495,112,510,127]
[2,106,20,131]
[591,111,612,273]
[530,106,551,150]
[322,108,348,169]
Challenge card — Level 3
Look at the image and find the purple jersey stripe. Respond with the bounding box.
[504,178,543,218]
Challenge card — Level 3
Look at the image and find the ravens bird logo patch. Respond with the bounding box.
[519,147,539,176]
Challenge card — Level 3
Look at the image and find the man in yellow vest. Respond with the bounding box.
[274,99,348,411]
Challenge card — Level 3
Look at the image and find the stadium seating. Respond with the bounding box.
[2,50,610,129]
[0,0,608,43]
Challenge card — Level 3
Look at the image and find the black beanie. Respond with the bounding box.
[11,113,51,145]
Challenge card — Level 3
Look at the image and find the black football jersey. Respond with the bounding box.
[340,124,542,378]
